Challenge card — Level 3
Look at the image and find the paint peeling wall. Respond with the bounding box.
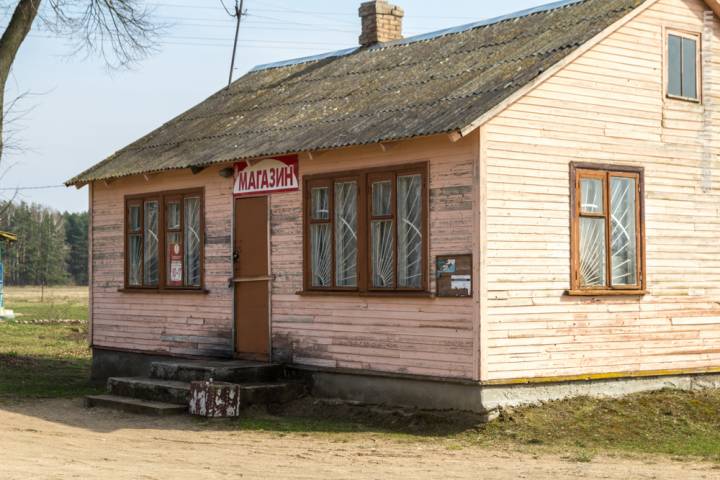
[90,166,235,357]
[270,134,478,379]
[90,134,479,379]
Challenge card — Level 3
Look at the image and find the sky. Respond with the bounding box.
[6,0,548,212]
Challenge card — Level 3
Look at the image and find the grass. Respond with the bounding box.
[477,389,720,462]
[0,286,98,398]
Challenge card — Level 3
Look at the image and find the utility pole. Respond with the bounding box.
[227,0,245,87]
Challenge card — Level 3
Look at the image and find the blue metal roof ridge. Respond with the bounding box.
[250,46,359,72]
[250,0,586,73]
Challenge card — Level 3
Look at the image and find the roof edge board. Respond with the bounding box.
[250,0,587,73]
[65,129,461,185]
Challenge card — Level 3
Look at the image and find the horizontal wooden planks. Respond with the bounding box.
[90,167,235,356]
[270,135,478,379]
[483,0,720,381]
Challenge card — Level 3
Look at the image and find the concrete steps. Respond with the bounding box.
[150,360,283,383]
[86,359,306,415]
[109,377,190,405]
[85,394,188,416]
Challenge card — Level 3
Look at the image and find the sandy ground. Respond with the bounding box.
[1,399,719,480]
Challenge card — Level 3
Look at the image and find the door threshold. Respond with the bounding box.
[234,353,270,362]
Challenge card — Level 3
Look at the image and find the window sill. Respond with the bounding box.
[666,94,701,104]
[118,288,210,295]
[296,290,435,299]
[565,289,648,297]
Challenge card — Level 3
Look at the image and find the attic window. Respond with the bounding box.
[667,31,700,101]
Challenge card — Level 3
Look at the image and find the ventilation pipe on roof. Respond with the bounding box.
[359,1,404,47]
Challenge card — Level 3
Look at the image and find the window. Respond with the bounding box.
[570,164,645,295]
[304,163,428,293]
[667,31,700,101]
[125,189,204,290]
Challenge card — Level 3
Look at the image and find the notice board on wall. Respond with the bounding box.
[436,254,473,297]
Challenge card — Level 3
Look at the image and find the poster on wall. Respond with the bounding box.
[168,243,183,286]
[436,254,472,297]
[233,155,299,197]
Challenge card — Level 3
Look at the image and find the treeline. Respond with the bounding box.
[0,202,88,286]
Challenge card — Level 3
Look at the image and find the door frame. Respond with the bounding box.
[232,195,272,361]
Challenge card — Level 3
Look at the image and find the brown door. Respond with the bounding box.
[233,196,270,360]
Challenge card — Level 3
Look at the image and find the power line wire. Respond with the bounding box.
[0,185,66,191]
[28,33,343,48]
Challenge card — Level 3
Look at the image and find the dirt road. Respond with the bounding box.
[1,399,718,480]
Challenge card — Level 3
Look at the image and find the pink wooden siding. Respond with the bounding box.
[90,167,235,357]
[270,135,478,379]
[482,0,720,381]
[90,135,479,379]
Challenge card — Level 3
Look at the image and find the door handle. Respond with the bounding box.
[233,249,240,263]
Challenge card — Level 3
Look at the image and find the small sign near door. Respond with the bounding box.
[234,155,299,197]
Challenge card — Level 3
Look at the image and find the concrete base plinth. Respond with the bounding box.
[91,348,720,414]
[291,366,720,414]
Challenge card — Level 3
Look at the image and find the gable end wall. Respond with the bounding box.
[482,0,720,381]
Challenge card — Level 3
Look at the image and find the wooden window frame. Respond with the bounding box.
[665,28,702,103]
[302,162,429,295]
[123,188,205,292]
[568,163,646,297]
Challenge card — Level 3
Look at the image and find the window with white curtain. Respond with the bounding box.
[305,164,427,293]
[125,189,204,290]
[571,164,644,294]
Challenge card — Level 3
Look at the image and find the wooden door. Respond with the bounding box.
[233,196,270,360]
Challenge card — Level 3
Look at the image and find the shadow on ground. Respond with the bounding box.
[0,354,101,399]
[0,395,487,437]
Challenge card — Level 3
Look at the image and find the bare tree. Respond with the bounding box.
[0,0,161,164]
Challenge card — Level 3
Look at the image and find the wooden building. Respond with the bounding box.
[68,0,720,410]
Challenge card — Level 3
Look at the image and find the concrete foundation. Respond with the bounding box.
[292,366,720,413]
[481,373,720,410]
[91,348,184,383]
[293,367,484,412]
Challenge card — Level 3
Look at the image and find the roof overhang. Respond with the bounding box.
[705,0,720,17]
[68,0,712,187]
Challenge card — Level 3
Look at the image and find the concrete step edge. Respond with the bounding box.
[85,394,187,416]
[149,362,284,382]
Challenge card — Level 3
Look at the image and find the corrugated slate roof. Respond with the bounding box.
[67,0,646,185]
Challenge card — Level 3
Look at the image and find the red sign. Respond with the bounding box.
[233,155,299,197]
[168,243,183,286]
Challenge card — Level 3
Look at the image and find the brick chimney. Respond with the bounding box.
[359,1,404,47]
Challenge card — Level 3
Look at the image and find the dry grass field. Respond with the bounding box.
[0,286,94,398]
